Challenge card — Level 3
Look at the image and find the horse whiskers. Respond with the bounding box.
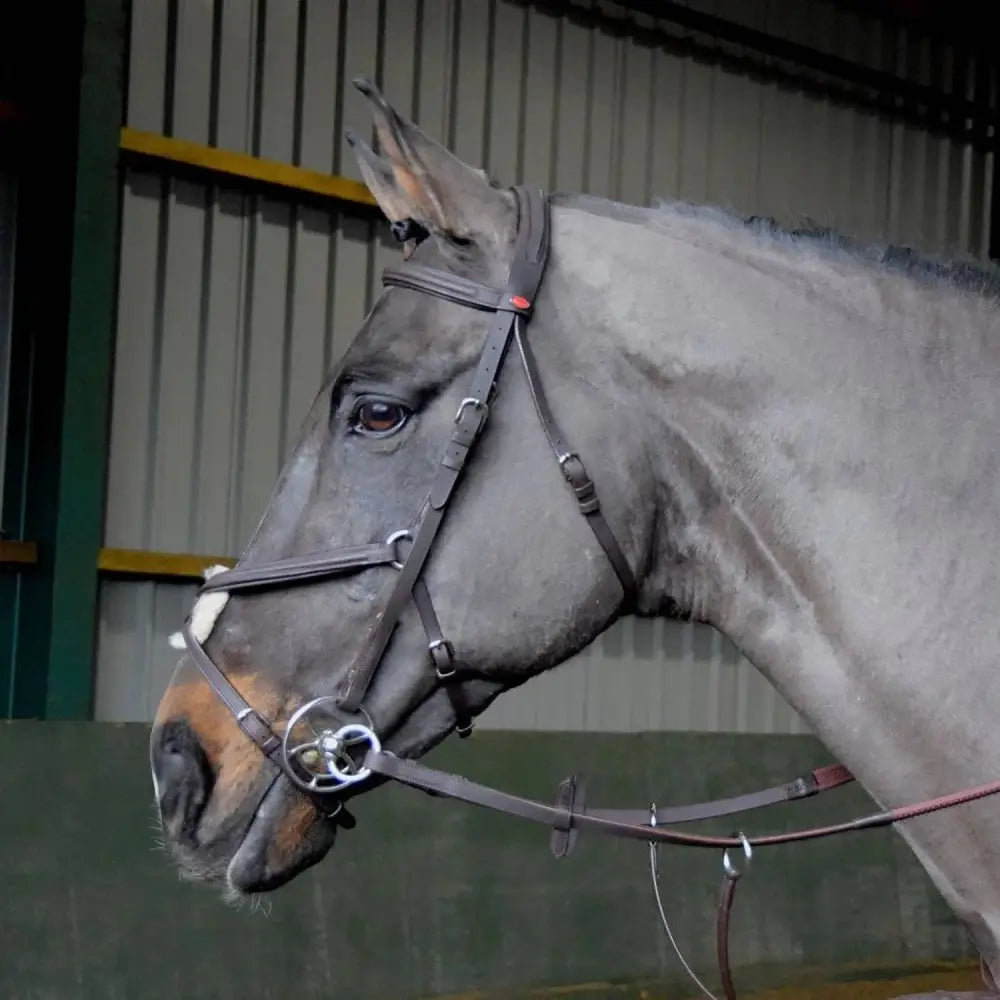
[219,881,272,917]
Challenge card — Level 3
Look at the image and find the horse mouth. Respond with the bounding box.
[225,775,341,895]
[167,689,464,898]
[220,691,455,895]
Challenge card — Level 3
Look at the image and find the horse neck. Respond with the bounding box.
[560,198,1000,781]
[552,196,1000,971]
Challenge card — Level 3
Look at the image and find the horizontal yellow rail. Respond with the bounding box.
[97,547,235,580]
[0,540,38,566]
[120,127,377,208]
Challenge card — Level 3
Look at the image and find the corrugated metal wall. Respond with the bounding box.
[96,0,995,732]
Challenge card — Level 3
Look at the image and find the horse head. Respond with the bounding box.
[150,79,648,895]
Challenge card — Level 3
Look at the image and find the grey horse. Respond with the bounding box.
[150,79,1000,1000]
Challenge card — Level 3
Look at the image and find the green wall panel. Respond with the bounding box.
[44,0,125,719]
[0,724,972,999]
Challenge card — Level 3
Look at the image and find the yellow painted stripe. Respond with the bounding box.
[0,540,38,566]
[97,547,235,579]
[119,127,377,207]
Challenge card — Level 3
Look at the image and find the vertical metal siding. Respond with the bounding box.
[97,0,995,733]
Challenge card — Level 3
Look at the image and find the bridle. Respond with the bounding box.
[181,185,634,784]
[178,185,1000,1000]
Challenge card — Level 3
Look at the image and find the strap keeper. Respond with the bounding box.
[429,637,457,679]
[550,773,586,857]
[573,480,599,515]
[559,453,600,514]
[442,440,470,472]
[236,707,279,755]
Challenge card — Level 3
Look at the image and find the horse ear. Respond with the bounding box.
[348,76,513,250]
[345,129,417,223]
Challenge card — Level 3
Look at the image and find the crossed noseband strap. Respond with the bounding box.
[180,185,636,797]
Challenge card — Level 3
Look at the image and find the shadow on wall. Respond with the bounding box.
[0,722,973,1000]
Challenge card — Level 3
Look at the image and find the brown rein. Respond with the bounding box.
[361,749,1000,1000]
[363,749,1000,852]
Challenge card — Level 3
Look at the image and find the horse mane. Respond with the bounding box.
[551,191,1000,301]
[739,211,1000,300]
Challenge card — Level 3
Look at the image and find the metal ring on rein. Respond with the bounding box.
[722,832,753,881]
[385,529,414,571]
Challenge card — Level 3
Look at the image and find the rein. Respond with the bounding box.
[178,184,1000,1000]
[355,750,1000,1000]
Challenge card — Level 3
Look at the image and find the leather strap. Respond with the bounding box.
[717,874,739,1000]
[181,622,283,760]
[514,323,637,601]
[364,749,1000,850]
[383,265,508,314]
[337,186,552,713]
[550,774,586,857]
[364,750,851,848]
[199,542,398,593]
[337,502,444,711]
[412,578,474,737]
[589,765,852,829]
[182,540,401,759]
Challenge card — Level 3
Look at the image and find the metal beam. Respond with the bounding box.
[532,0,999,151]
[120,128,377,208]
[97,548,234,580]
[44,0,125,719]
[0,541,37,566]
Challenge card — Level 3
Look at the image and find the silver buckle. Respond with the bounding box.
[454,397,489,432]
[558,451,581,476]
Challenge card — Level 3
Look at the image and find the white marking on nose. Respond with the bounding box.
[167,563,232,649]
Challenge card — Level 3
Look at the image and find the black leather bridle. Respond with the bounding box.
[181,185,635,796]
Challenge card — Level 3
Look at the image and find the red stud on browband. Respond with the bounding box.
[510,295,531,310]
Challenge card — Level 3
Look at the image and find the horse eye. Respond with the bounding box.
[352,399,410,436]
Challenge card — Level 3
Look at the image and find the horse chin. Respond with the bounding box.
[225,776,339,895]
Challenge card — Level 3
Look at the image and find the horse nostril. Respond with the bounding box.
[151,720,215,843]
